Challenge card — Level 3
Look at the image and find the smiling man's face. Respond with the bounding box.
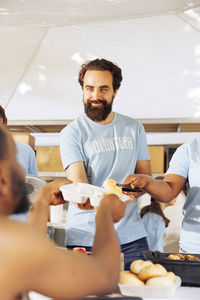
[83,70,118,122]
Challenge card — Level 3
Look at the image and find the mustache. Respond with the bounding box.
[88,100,107,104]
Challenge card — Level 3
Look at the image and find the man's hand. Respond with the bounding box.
[124,174,152,191]
[96,194,125,223]
[35,178,72,206]
[74,198,94,210]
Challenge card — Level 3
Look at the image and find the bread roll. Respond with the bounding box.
[119,271,145,286]
[130,259,153,274]
[103,179,122,199]
[146,276,176,286]
[167,253,185,260]
[138,264,167,281]
[165,271,176,283]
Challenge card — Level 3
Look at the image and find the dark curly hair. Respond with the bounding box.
[0,127,7,160]
[0,105,7,125]
[78,58,122,91]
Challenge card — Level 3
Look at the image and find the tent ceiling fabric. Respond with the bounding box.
[1,0,200,27]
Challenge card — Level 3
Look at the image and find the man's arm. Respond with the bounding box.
[65,161,94,209]
[135,160,152,176]
[124,160,152,199]
[65,161,89,183]
[124,173,186,202]
[17,194,125,299]
[27,178,71,234]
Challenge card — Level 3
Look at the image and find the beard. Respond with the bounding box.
[11,170,30,214]
[84,99,113,122]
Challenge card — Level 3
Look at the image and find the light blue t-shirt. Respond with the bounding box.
[142,213,165,252]
[16,142,38,175]
[10,142,38,222]
[166,136,200,253]
[60,112,150,246]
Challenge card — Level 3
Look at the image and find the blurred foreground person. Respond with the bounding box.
[0,126,125,300]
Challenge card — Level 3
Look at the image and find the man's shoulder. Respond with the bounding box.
[61,115,85,131]
[16,142,33,153]
[115,112,142,126]
[0,218,37,247]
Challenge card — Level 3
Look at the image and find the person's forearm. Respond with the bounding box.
[144,177,176,202]
[27,189,49,235]
[92,206,121,292]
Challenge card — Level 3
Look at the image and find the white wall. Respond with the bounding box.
[1,14,200,121]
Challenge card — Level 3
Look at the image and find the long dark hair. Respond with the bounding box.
[140,197,170,227]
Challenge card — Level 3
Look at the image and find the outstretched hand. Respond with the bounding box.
[124,174,152,191]
[74,199,94,210]
[35,178,72,206]
[97,193,126,223]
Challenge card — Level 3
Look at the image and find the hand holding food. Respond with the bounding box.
[124,174,152,190]
[35,178,72,205]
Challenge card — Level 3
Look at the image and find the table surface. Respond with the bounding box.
[29,286,200,300]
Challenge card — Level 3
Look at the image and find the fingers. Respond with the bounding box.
[74,198,94,210]
[123,175,138,186]
[100,194,126,223]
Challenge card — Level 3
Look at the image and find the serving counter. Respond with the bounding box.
[29,286,200,300]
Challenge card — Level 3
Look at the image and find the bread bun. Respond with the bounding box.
[130,259,153,274]
[167,253,185,260]
[146,276,176,286]
[103,179,122,199]
[138,264,167,281]
[119,271,145,286]
[165,271,176,283]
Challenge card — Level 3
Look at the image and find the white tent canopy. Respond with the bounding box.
[1,0,200,130]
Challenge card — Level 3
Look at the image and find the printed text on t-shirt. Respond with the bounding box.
[85,137,133,155]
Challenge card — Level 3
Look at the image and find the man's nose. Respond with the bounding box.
[92,89,101,99]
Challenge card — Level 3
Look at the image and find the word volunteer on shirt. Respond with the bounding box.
[85,137,134,156]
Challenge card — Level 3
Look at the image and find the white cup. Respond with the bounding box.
[50,205,64,223]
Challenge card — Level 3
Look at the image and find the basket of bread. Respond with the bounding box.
[144,250,200,287]
[118,259,181,298]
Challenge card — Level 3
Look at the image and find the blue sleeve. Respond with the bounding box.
[137,123,150,161]
[166,144,189,179]
[16,143,38,175]
[60,125,84,170]
[27,146,38,175]
[142,213,165,252]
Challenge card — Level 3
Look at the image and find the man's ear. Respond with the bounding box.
[113,89,118,98]
[0,163,10,197]
[0,164,13,215]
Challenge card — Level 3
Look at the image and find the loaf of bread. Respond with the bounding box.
[130,259,153,274]
[103,179,122,199]
[146,276,175,286]
[138,263,167,281]
[119,271,144,286]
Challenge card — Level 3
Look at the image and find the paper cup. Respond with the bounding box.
[50,205,63,223]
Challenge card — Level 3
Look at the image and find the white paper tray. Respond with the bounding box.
[118,276,181,298]
[60,183,130,206]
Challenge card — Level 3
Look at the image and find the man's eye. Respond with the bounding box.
[86,87,93,92]
[101,88,109,92]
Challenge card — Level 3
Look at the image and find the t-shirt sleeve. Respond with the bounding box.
[137,123,150,161]
[60,125,84,170]
[27,146,38,175]
[166,144,189,179]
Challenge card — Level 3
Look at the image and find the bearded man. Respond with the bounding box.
[60,58,152,270]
